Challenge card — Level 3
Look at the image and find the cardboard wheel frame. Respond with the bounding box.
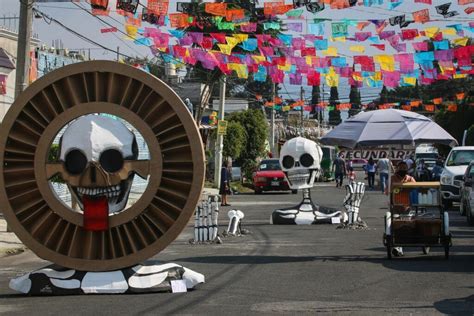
[0,61,205,271]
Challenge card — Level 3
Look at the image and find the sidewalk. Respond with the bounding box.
[0,187,220,258]
[0,215,25,258]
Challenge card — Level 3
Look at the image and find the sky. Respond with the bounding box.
[0,0,471,105]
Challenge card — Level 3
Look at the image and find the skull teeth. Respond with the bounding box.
[76,185,121,197]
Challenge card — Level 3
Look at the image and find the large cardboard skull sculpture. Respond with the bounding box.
[280,137,323,190]
[272,136,341,225]
[59,115,142,217]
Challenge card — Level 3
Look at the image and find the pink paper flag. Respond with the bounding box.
[412,42,429,51]
[101,27,117,33]
[415,0,432,4]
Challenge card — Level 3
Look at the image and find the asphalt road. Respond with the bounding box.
[1,184,474,315]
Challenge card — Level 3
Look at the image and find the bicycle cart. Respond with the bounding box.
[383,182,452,259]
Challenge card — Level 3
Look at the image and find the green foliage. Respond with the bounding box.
[227,109,268,177]
[348,85,361,117]
[223,121,246,159]
[328,86,341,125]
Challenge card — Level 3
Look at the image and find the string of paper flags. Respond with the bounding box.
[81,0,474,98]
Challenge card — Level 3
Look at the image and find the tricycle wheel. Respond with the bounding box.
[444,244,450,259]
[422,246,430,255]
[386,244,392,259]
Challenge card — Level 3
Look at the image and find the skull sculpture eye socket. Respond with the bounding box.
[65,150,87,175]
[300,153,314,168]
[99,149,124,173]
[282,155,295,169]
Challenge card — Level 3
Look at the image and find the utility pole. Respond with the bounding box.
[116,46,120,61]
[270,83,276,157]
[14,0,34,99]
[214,76,226,188]
[321,83,325,131]
[300,86,304,135]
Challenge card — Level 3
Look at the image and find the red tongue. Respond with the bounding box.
[83,195,109,231]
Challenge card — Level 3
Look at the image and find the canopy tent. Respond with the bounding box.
[320,109,457,149]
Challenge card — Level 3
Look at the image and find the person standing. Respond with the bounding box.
[377,157,394,193]
[404,155,415,176]
[388,161,416,257]
[219,159,231,206]
[366,158,377,190]
[332,153,346,188]
[184,98,194,117]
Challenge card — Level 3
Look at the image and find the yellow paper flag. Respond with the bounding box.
[218,44,233,55]
[225,36,240,48]
[403,77,417,86]
[331,36,346,42]
[350,45,365,53]
[424,27,439,38]
[228,63,248,79]
[277,63,291,72]
[375,55,395,71]
[453,37,469,47]
[323,46,338,56]
[124,24,138,39]
[325,67,339,87]
[441,28,457,36]
[233,34,248,43]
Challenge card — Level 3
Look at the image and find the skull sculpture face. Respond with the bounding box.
[279,137,323,190]
[58,115,140,215]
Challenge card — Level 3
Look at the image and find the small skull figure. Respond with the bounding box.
[52,115,149,231]
[271,137,341,225]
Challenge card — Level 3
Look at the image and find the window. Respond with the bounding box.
[446,150,474,166]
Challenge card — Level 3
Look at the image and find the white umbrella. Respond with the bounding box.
[320,109,457,149]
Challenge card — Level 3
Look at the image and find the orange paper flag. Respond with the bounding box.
[424,104,435,112]
[205,3,227,16]
[413,9,430,24]
[447,104,458,112]
[456,92,465,100]
[433,97,443,105]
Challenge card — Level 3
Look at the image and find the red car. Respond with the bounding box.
[253,159,297,194]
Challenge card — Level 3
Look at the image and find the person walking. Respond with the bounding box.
[219,159,231,206]
[377,157,394,193]
[366,158,377,190]
[347,166,356,185]
[332,153,346,188]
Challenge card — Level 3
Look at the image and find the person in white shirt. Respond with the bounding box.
[376,157,394,193]
[404,155,415,176]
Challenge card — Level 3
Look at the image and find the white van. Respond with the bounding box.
[415,144,439,160]
[440,146,474,209]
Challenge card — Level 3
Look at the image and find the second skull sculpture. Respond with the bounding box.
[51,114,150,231]
[271,137,341,225]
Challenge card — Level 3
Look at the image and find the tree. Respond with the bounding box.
[466,125,474,146]
[223,121,246,160]
[379,85,389,105]
[328,86,341,125]
[227,109,268,178]
[180,0,282,123]
[348,85,361,117]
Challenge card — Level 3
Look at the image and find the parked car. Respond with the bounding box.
[460,161,474,225]
[253,159,297,194]
[349,159,368,171]
[231,167,242,182]
[440,146,474,211]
